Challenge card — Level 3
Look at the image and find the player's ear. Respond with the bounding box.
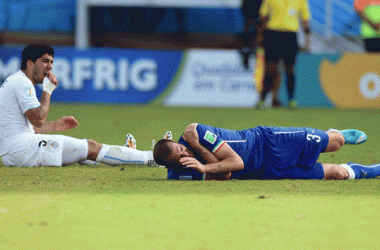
[27,59,34,68]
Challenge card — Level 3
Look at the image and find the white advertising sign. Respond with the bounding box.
[164,49,261,107]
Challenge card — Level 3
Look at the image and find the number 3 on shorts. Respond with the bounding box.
[306,134,321,143]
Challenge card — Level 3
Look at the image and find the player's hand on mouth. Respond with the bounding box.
[44,71,58,85]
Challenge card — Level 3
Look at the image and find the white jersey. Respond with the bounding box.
[0,70,89,167]
[0,70,40,156]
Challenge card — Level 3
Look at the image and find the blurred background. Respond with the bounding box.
[0,0,379,109]
[0,0,364,51]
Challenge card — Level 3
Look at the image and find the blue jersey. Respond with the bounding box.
[170,124,329,180]
[178,124,263,179]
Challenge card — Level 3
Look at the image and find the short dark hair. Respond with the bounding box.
[21,44,54,70]
[153,139,182,169]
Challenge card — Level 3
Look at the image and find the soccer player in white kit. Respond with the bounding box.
[0,44,155,167]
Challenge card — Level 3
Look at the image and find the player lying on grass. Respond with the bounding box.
[153,123,379,180]
[0,44,155,167]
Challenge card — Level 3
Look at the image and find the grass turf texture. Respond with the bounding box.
[1,105,380,249]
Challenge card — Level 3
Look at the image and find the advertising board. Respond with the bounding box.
[0,47,183,104]
[1,47,379,109]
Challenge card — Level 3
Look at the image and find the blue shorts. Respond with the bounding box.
[258,127,328,180]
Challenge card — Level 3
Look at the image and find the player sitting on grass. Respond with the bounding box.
[0,44,156,168]
[153,123,379,180]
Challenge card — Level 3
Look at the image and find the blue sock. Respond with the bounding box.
[341,162,380,179]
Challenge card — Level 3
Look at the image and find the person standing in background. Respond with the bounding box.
[354,0,380,53]
[239,0,263,70]
[255,0,311,108]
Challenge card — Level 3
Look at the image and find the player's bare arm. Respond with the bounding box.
[25,104,50,128]
[182,123,199,144]
[184,142,230,180]
[33,116,79,134]
[24,58,58,128]
[181,123,242,180]
[25,80,56,129]
[182,123,220,163]
[180,143,244,174]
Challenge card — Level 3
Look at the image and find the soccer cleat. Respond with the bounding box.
[273,99,283,107]
[147,159,159,167]
[163,131,173,140]
[124,133,137,149]
[146,139,159,167]
[151,131,173,150]
[341,163,380,179]
[341,129,367,144]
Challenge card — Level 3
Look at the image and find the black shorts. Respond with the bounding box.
[264,30,298,65]
[364,38,380,53]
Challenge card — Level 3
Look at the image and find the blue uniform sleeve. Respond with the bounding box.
[178,135,189,147]
[197,124,226,153]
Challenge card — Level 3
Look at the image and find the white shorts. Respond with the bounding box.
[1,134,88,167]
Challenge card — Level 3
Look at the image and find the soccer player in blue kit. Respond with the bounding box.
[153,123,380,181]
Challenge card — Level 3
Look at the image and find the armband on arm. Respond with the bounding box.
[43,77,56,95]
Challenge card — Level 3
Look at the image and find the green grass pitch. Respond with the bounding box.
[1,105,380,249]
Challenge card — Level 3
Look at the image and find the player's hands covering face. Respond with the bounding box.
[180,157,205,173]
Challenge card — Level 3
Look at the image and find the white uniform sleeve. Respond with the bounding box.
[14,77,41,113]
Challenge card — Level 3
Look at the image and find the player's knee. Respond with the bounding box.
[332,132,344,146]
[326,132,344,152]
[87,139,102,161]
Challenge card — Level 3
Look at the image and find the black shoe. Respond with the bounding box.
[272,99,283,107]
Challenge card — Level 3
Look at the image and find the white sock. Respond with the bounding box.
[96,144,153,166]
[327,128,343,136]
[340,164,355,179]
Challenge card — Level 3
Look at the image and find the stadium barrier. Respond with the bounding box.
[0,47,379,109]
